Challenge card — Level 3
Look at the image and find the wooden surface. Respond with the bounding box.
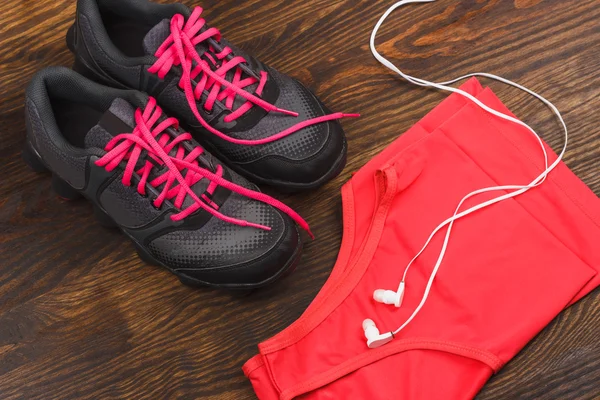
[1,0,599,398]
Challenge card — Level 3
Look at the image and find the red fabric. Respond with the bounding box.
[243,78,600,399]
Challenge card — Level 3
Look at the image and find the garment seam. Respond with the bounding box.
[261,186,361,351]
[266,170,398,395]
[261,167,398,354]
[299,181,357,314]
[256,182,357,356]
[242,355,264,376]
[279,338,502,400]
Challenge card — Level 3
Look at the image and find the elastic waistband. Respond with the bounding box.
[244,337,503,400]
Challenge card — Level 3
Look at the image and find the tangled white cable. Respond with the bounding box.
[363,0,569,349]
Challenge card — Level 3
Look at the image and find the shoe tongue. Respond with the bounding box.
[143,19,210,57]
[84,98,136,149]
[143,19,261,114]
[84,98,218,207]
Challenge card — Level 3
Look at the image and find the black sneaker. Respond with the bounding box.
[66,0,357,191]
[23,67,309,289]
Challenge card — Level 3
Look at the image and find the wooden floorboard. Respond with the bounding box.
[0,0,599,398]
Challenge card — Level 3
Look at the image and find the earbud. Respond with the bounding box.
[373,281,405,307]
[362,319,393,349]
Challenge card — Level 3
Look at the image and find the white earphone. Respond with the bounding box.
[373,281,405,307]
[363,0,568,349]
[363,319,394,348]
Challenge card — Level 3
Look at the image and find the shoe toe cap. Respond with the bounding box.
[233,71,348,188]
[148,199,302,288]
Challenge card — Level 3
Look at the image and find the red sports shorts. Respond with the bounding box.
[243,78,600,399]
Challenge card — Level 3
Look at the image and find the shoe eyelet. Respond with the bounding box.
[149,197,162,211]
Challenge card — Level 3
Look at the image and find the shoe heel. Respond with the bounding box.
[52,175,82,201]
[22,143,48,173]
[67,25,103,84]
[66,23,76,53]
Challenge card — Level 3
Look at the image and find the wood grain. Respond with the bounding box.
[1,0,599,398]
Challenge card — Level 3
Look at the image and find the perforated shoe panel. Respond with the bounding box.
[147,194,285,270]
[212,68,330,163]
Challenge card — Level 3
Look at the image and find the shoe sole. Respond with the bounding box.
[66,23,348,193]
[22,141,303,291]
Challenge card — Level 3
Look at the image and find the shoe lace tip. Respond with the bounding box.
[247,221,271,231]
[276,108,299,117]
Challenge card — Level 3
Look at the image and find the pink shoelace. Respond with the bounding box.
[95,98,313,237]
[148,7,358,146]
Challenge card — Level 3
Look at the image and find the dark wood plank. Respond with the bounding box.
[0,0,599,398]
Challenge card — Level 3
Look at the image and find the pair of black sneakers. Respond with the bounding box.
[23,0,354,289]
